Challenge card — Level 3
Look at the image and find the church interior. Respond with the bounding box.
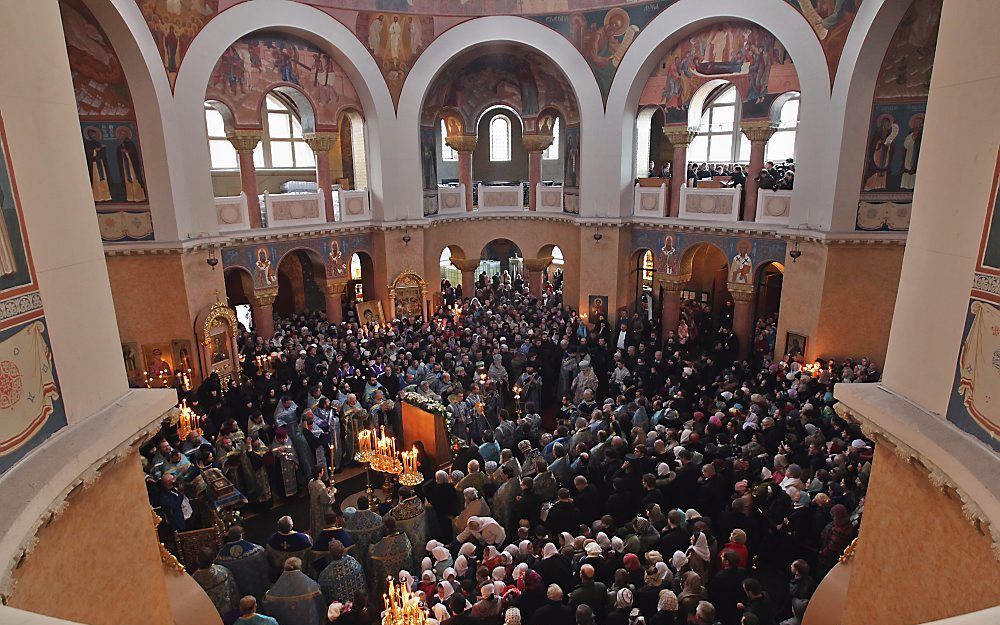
[0,1,998,624]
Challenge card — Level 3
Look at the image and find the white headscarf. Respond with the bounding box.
[433,546,451,563]
[399,570,414,589]
[432,603,450,622]
[542,542,558,559]
[671,551,688,571]
[455,554,469,575]
[460,542,476,557]
[689,533,710,561]
[513,562,529,580]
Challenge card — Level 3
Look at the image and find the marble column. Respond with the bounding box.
[451,258,481,297]
[446,135,478,212]
[249,287,278,340]
[320,278,349,324]
[304,132,338,223]
[522,256,553,297]
[658,273,689,343]
[740,121,777,222]
[522,133,554,211]
[662,128,697,218]
[227,130,263,229]
[729,283,756,360]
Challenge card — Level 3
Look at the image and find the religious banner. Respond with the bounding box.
[947,147,1000,452]
[0,321,61,458]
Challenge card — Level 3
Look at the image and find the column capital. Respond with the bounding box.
[451,258,481,273]
[226,129,262,153]
[522,133,554,153]
[522,256,553,273]
[727,282,756,302]
[303,132,338,153]
[656,273,691,292]
[662,127,697,146]
[249,287,279,307]
[319,278,350,296]
[740,120,778,143]
[446,135,478,153]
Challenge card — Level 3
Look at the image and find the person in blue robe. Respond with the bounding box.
[265,515,314,577]
[318,540,367,605]
[262,558,326,625]
[215,526,270,599]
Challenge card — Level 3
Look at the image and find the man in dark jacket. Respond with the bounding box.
[512,477,544,529]
[569,565,608,624]
[546,488,580,536]
[708,551,748,625]
[531,585,574,625]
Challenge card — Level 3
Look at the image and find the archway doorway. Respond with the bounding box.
[274,250,324,317]
[634,249,655,318]
[479,238,523,289]
[755,261,784,355]
[224,268,254,331]
[345,252,375,321]
[681,243,732,338]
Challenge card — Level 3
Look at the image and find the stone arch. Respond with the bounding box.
[268,85,318,134]
[223,266,254,306]
[172,0,395,230]
[679,241,729,277]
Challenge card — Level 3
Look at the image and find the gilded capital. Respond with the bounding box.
[522,256,553,273]
[740,120,778,143]
[320,279,350,296]
[656,273,690,292]
[303,132,338,153]
[662,128,697,147]
[249,287,279,307]
[451,258,481,273]
[226,129,263,153]
[727,282,756,302]
[445,135,478,153]
[522,133,555,153]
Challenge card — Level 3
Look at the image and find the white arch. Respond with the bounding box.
[606,0,831,221]
[173,0,396,232]
[396,16,603,220]
[826,0,914,231]
[80,0,188,241]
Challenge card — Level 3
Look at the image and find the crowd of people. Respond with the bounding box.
[141,272,874,625]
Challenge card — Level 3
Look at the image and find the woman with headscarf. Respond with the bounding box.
[649,589,678,625]
[818,504,855,572]
[685,531,711,580]
[720,528,749,569]
[515,569,546,621]
[606,588,634,625]
[533,542,574,593]
[635,566,664,618]
[622,553,644,589]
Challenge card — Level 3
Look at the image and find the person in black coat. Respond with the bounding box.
[546,489,581,537]
[534,547,576,597]
[573,475,602,524]
[512,478,544,530]
[708,551,747,625]
[739,579,776,625]
[425,469,461,541]
[531,586,575,625]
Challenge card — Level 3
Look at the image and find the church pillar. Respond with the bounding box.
[227,130,263,229]
[658,273,689,343]
[523,256,553,298]
[320,278,349,325]
[447,135,477,212]
[740,121,777,222]
[729,283,756,360]
[663,128,696,218]
[451,258,481,297]
[249,287,278,340]
[523,133,554,211]
[304,132,338,223]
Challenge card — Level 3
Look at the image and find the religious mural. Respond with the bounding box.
[632,229,786,278]
[205,32,363,130]
[0,113,67,475]
[856,0,941,231]
[60,0,153,241]
[782,0,861,82]
[420,126,439,217]
[135,0,220,90]
[563,125,581,214]
[946,148,1000,453]
[639,21,800,123]
[357,12,433,106]
[222,232,374,289]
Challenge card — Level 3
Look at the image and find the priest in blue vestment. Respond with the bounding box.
[265,515,314,576]
[262,558,326,625]
[215,525,270,599]
[343,497,384,567]
[318,540,367,605]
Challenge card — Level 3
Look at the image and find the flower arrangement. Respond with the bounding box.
[400,391,462,456]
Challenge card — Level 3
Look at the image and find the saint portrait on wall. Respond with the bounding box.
[863,114,899,192]
[115,126,146,202]
[900,114,924,190]
[83,126,111,203]
[658,235,678,274]
[253,246,276,289]
[327,239,348,278]
[730,239,753,284]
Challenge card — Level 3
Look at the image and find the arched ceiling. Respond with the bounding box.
[135,0,861,104]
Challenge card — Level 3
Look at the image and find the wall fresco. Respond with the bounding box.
[222,232,374,287]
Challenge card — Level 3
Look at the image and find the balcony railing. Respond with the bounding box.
[678,183,742,222]
[214,187,370,231]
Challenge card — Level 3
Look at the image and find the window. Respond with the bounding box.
[489,115,512,162]
[440,247,461,284]
[766,95,799,163]
[230,93,314,169]
[350,253,362,281]
[543,118,560,160]
[441,120,458,161]
[688,85,743,165]
[551,245,565,267]
[205,104,238,170]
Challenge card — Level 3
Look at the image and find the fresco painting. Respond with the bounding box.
[357,12,434,106]
[136,0,220,90]
[206,33,363,130]
[222,233,374,285]
[856,0,941,231]
[61,0,153,241]
[782,0,861,82]
[639,21,800,123]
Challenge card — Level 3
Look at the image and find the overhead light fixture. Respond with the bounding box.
[593,223,603,243]
[206,247,219,269]
[789,241,801,263]
[402,228,412,246]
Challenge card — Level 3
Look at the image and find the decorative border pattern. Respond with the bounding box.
[0,293,42,324]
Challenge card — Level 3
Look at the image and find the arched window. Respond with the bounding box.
[441,120,458,161]
[259,93,314,169]
[543,118,560,160]
[689,85,746,164]
[489,115,512,162]
[766,95,799,162]
[205,104,238,169]
[440,247,461,284]
[551,245,565,267]
[350,253,362,281]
